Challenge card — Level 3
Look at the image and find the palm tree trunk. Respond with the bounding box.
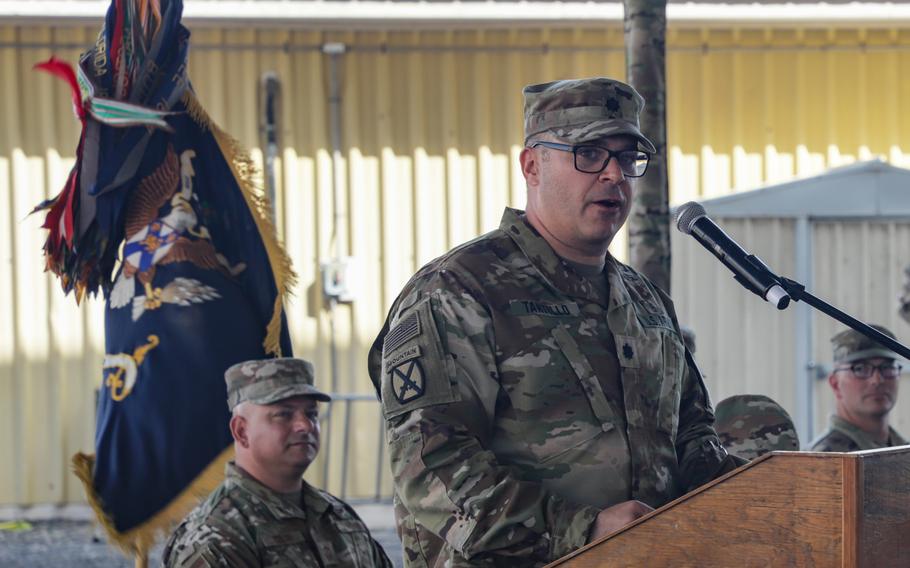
[624,0,671,293]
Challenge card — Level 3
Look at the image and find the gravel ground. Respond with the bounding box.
[0,514,403,567]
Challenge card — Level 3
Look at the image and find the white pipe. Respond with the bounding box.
[795,216,815,447]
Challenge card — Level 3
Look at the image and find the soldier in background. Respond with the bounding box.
[810,325,907,452]
[900,265,910,324]
[368,77,742,566]
[163,358,392,567]
[680,326,697,355]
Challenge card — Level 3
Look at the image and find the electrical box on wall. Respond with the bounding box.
[321,257,357,304]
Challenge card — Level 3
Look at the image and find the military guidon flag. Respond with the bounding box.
[33,0,295,562]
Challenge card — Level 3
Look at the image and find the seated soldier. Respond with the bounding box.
[163,358,392,567]
[900,265,910,324]
[680,325,697,355]
[714,394,800,461]
[811,325,907,452]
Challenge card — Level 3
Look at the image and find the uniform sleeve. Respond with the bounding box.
[374,273,599,563]
[163,523,260,568]
[654,288,744,491]
[675,348,746,489]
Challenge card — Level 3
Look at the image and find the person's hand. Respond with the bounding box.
[587,500,654,542]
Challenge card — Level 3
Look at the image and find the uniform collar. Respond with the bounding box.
[604,255,634,310]
[828,414,906,450]
[301,480,332,516]
[225,461,332,519]
[501,207,617,307]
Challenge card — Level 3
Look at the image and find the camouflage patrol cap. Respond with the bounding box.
[832,324,898,364]
[522,77,657,152]
[225,358,331,410]
[714,394,799,461]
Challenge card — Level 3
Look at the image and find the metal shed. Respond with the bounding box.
[671,160,910,446]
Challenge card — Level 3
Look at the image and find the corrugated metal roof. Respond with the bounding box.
[5,0,910,29]
[700,161,910,218]
[14,0,910,4]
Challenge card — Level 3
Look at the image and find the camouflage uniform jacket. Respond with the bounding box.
[810,414,908,452]
[367,207,736,567]
[162,461,392,568]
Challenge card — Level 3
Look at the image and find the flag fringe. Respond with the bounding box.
[71,447,234,559]
[182,90,296,357]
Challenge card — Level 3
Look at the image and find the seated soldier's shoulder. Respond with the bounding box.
[164,487,257,567]
[166,521,255,567]
[191,483,255,525]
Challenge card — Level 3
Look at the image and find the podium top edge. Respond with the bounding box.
[764,445,910,459]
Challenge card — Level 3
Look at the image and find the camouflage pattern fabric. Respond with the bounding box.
[810,414,908,452]
[367,207,738,567]
[714,395,799,461]
[162,462,392,567]
[830,324,898,364]
[522,78,657,152]
[225,357,331,410]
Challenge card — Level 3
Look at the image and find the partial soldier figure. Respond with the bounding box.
[368,77,743,567]
[714,394,800,461]
[680,325,697,354]
[810,325,907,452]
[900,265,910,324]
[163,358,392,567]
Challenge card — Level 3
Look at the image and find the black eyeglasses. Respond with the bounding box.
[835,362,903,380]
[530,141,651,177]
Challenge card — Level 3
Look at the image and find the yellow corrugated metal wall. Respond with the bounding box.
[4,23,910,504]
[0,25,103,508]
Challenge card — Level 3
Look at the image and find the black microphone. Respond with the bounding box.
[676,202,790,310]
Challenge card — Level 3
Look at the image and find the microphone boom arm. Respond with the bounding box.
[778,277,910,361]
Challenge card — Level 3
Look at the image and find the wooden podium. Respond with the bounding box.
[549,447,910,567]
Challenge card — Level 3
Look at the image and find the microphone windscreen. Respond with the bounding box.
[675,202,707,235]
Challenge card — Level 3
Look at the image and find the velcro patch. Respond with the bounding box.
[637,312,674,331]
[385,345,421,369]
[508,300,580,317]
[260,528,308,547]
[390,359,426,404]
[615,334,640,369]
[384,312,420,354]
